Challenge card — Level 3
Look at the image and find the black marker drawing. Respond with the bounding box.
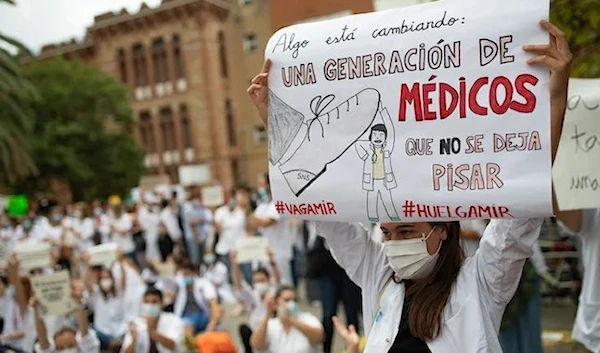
[269,88,383,196]
[355,105,400,222]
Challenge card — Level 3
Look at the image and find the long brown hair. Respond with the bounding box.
[406,221,464,341]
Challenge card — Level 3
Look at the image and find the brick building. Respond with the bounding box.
[37,0,424,190]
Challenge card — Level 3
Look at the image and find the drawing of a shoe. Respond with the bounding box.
[276,88,382,196]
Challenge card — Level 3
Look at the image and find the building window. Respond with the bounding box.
[152,38,168,83]
[243,33,257,53]
[160,107,175,151]
[132,44,148,87]
[253,125,267,145]
[225,99,236,146]
[172,35,186,79]
[179,104,192,148]
[239,0,252,6]
[118,49,127,83]
[139,111,154,152]
[217,30,228,78]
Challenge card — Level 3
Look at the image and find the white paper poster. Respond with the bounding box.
[15,240,52,271]
[201,185,225,207]
[235,237,269,264]
[31,271,77,316]
[265,0,552,222]
[87,243,119,268]
[553,79,600,210]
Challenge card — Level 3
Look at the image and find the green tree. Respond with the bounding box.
[14,58,145,201]
[551,0,600,77]
[0,0,39,183]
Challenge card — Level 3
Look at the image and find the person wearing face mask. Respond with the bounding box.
[183,196,212,266]
[33,280,100,353]
[173,261,220,346]
[247,21,572,352]
[110,205,136,264]
[230,250,280,353]
[250,286,323,353]
[85,267,128,351]
[199,250,236,305]
[137,197,162,264]
[121,288,184,353]
[214,186,251,272]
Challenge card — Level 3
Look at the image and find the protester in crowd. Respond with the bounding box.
[159,199,182,253]
[555,208,600,353]
[183,196,212,266]
[230,249,280,353]
[249,285,323,353]
[138,196,162,264]
[459,220,488,258]
[173,261,220,345]
[200,250,236,305]
[247,20,572,352]
[72,203,96,252]
[214,187,250,271]
[304,222,361,353]
[2,256,33,353]
[84,265,128,351]
[121,288,184,353]
[252,175,295,285]
[32,280,100,353]
[110,205,136,264]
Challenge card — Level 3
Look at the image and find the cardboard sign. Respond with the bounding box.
[15,240,52,271]
[140,175,171,191]
[31,271,77,316]
[553,79,600,210]
[235,237,269,264]
[87,243,119,268]
[265,0,551,221]
[201,185,225,207]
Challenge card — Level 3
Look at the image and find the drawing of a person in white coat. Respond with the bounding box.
[354,105,400,222]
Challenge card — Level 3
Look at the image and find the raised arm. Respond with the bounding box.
[7,255,27,317]
[380,106,395,152]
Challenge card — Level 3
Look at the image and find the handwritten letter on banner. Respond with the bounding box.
[553,79,600,210]
[265,0,552,222]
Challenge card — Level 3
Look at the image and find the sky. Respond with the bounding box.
[0,0,162,53]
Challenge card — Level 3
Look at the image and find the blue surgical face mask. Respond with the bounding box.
[52,214,62,223]
[141,303,161,318]
[204,254,216,265]
[257,187,269,203]
[183,276,194,286]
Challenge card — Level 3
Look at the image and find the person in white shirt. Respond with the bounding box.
[138,199,162,263]
[110,206,136,262]
[230,250,281,353]
[556,208,600,353]
[85,266,128,351]
[459,220,488,258]
[246,24,571,352]
[214,186,251,271]
[33,280,100,353]
[173,261,221,342]
[121,288,184,353]
[199,251,236,305]
[250,285,323,353]
[183,198,212,266]
[1,256,34,352]
[252,176,295,285]
[159,199,182,247]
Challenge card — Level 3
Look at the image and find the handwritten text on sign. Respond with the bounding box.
[553,78,600,210]
[265,0,551,222]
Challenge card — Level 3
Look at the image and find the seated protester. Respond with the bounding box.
[121,288,184,353]
[85,266,128,351]
[2,256,34,353]
[250,286,323,353]
[230,250,280,353]
[199,250,236,305]
[173,261,220,344]
[33,280,100,353]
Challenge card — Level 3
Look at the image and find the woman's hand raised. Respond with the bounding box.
[247,59,272,126]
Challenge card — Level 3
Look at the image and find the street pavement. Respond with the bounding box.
[218,284,580,353]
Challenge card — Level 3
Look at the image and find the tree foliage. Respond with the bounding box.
[13,58,145,201]
[0,0,39,183]
[551,0,600,77]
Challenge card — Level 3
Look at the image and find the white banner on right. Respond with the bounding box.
[553,78,600,211]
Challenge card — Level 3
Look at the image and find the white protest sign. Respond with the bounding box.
[553,79,600,210]
[31,270,77,316]
[15,240,52,271]
[235,237,269,264]
[201,185,225,207]
[87,243,119,268]
[265,0,551,222]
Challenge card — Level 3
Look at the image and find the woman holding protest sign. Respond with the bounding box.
[248,19,572,353]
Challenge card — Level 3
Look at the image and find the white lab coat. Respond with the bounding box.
[316,218,543,353]
[173,276,217,318]
[120,313,184,353]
